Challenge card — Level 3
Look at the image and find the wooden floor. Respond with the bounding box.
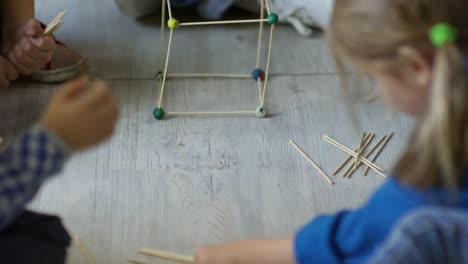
[0,0,413,263]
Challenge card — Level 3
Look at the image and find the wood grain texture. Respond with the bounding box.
[0,74,414,263]
[0,1,416,263]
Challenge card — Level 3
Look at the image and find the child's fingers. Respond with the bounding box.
[30,36,56,54]
[57,75,89,99]
[7,52,33,76]
[25,19,44,38]
[78,81,114,109]
[22,37,54,63]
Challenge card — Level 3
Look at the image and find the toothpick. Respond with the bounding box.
[74,235,96,264]
[289,140,335,185]
[167,111,257,115]
[180,19,268,27]
[353,133,367,171]
[343,133,375,178]
[323,135,386,177]
[344,135,387,178]
[128,259,152,264]
[364,133,394,176]
[167,73,251,79]
[43,11,67,36]
[333,133,372,175]
[139,248,194,263]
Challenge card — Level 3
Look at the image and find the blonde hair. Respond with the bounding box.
[328,0,468,188]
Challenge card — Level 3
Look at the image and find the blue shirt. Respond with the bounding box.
[294,177,468,264]
[368,207,468,264]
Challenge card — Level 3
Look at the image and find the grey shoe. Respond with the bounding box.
[268,0,334,36]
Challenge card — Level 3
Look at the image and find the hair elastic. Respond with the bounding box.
[429,23,458,47]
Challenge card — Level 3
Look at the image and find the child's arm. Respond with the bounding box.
[195,237,295,264]
[0,124,71,230]
[0,76,117,230]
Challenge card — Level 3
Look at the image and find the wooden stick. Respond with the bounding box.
[256,0,265,68]
[257,79,263,105]
[180,19,268,27]
[128,259,152,264]
[166,0,173,19]
[139,248,194,263]
[353,133,367,170]
[74,236,96,264]
[333,133,372,175]
[46,13,64,32]
[44,21,64,36]
[344,135,387,178]
[343,133,375,178]
[48,11,66,27]
[157,29,174,108]
[264,0,271,15]
[167,111,256,115]
[167,73,251,79]
[159,0,166,70]
[261,25,275,107]
[43,11,67,36]
[289,140,335,185]
[323,135,386,177]
[364,133,394,176]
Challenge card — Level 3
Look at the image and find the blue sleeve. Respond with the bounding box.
[294,179,424,264]
[0,124,71,230]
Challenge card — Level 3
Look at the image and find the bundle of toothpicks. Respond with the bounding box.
[290,132,393,185]
[43,10,67,36]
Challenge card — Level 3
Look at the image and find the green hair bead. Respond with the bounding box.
[429,23,458,47]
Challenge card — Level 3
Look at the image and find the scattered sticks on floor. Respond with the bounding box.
[43,10,67,36]
[333,133,372,176]
[289,132,394,185]
[129,248,194,264]
[343,135,387,178]
[323,135,386,177]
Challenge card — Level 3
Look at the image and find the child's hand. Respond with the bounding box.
[0,56,19,89]
[4,19,56,75]
[41,76,118,151]
[195,237,295,264]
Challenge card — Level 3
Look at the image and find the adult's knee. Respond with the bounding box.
[114,0,162,17]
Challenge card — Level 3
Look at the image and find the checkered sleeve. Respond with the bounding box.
[0,123,72,230]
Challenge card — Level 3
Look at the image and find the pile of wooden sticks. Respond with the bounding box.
[43,11,67,36]
[331,132,394,178]
[290,132,393,185]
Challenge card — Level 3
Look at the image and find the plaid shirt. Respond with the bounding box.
[369,207,468,264]
[0,124,70,231]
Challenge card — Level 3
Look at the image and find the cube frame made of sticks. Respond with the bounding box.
[153,0,278,120]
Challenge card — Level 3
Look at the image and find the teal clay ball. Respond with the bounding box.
[153,107,165,120]
[268,13,279,25]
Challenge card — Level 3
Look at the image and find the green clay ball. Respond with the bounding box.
[268,13,279,25]
[430,23,458,47]
[153,107,165,120]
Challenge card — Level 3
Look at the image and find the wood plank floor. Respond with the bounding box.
[0,0,414,263]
